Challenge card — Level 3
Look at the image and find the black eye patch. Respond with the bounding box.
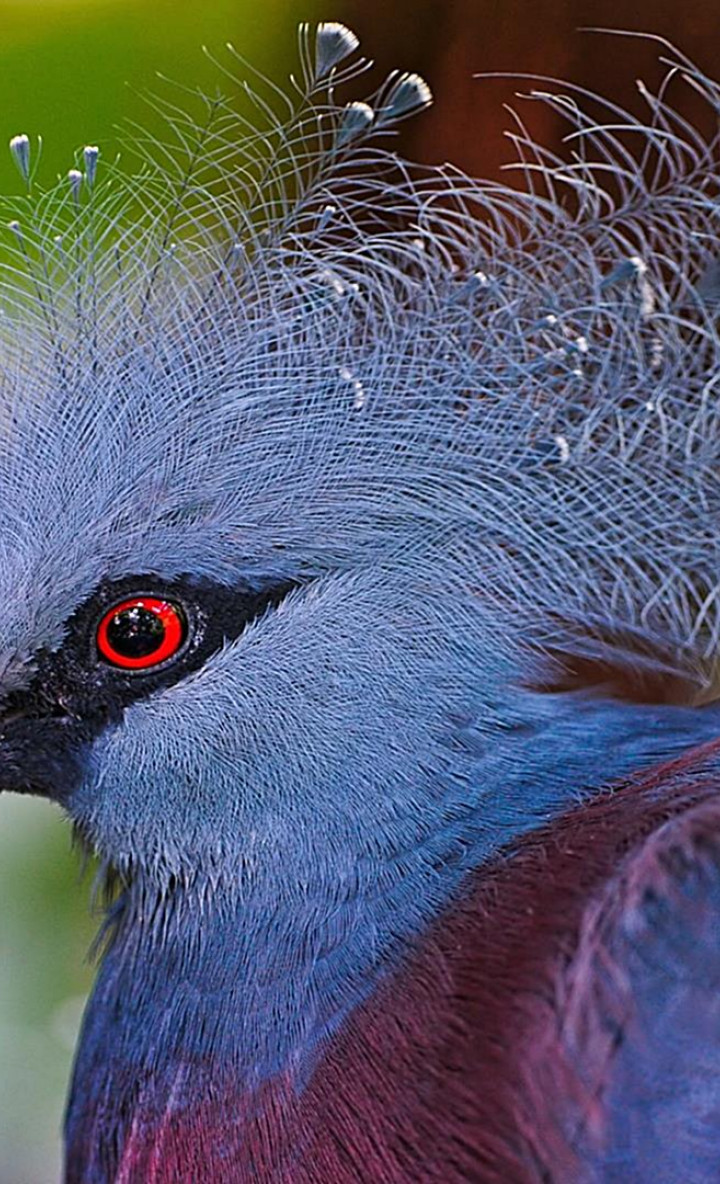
[0,574,295,800]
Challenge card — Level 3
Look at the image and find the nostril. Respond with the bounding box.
[0,707,29,727]
[0,693,74,728]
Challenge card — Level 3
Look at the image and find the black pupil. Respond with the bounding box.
[107,606,165,659]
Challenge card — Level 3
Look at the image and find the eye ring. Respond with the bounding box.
[97,596,187,670]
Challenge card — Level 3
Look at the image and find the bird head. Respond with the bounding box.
[0,24,717,898]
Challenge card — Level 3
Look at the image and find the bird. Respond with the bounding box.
[1,19,720,1182]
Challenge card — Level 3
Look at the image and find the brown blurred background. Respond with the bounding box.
[342,0,720,178]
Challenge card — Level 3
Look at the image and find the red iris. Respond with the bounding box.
[97,597,186,670]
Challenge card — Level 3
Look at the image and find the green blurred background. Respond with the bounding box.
[1,1,719,1181]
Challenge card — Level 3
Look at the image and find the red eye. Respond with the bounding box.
[97,597,187,670]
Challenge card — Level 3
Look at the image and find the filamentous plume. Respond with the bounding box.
[2,29,718,699]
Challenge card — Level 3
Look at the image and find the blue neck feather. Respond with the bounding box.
[68,691,720,1124]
